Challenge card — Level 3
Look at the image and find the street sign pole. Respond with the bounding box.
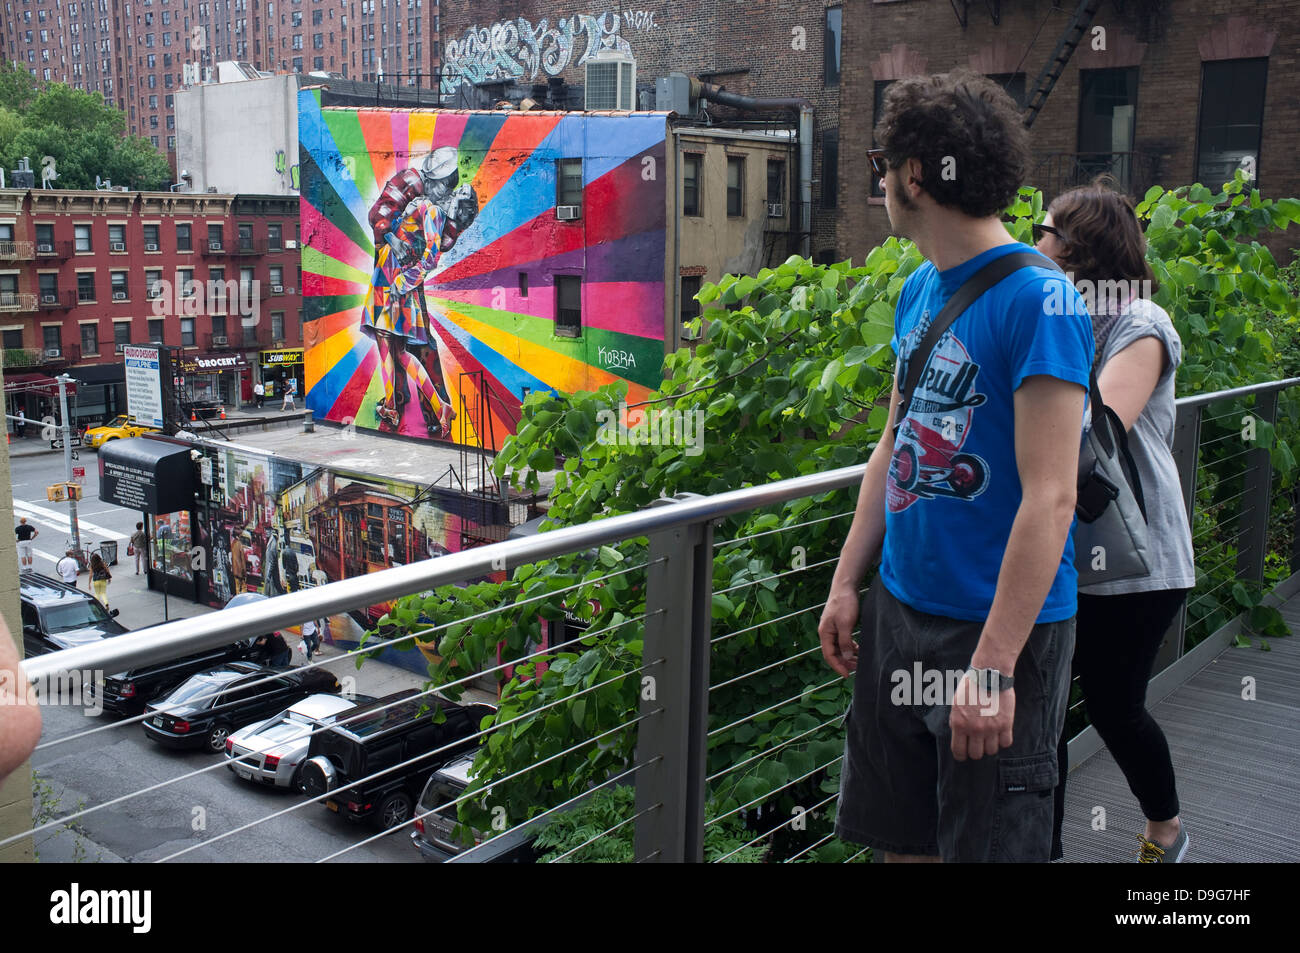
[57,375,81,554]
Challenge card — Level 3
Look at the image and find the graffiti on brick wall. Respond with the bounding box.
[442,9,660,93]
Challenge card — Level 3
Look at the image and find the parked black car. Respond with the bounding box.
[94,639,259,716]
[299,690,496,830]
[19,572,128,656]
[142,662,341,752]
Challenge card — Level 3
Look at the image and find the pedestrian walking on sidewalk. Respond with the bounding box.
[89,552,112,608]
[130,522,148,574]
[15,409,26,437]
[56,549,80,587]
[15,518,38,570]
[254,381,265,409]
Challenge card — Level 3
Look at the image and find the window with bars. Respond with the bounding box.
[555,276,581,338]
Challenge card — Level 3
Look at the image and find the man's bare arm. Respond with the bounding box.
[818,383,901,676]
[0,616,42,784]
[952,374,1084,760]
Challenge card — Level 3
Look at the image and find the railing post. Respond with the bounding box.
[634,504,713,863]
[1236,391,1277,585]
[1156,402,1202,672]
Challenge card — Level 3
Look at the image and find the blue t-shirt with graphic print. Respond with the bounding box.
[878,242,1094,624]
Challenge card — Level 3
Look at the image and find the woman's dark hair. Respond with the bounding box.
[89,552,104,572]
[136,521,144,530]
[874,69,1031,218]
[1047,175,1159,295]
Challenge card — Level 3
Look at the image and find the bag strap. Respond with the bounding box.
[894,250,1056,440]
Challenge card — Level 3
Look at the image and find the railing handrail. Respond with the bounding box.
[1173,376,1300,410]
[19,463,867,682]
[21,376,1300,686]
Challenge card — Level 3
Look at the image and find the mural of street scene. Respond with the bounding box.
[190,445,486,673]
[298,92,669,450]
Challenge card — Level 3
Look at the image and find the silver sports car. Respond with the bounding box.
[225,693,376,789]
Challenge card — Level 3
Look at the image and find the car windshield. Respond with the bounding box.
[164,672,239,707]
[108,416,130,428]
[43,600,114,633]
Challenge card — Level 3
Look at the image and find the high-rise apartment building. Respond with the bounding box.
[1,0,441,169]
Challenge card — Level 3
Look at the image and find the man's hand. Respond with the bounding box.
[950,674,1014,761]
[818,582,861,677]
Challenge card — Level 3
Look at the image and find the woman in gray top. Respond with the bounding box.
[1035,180,1195,863]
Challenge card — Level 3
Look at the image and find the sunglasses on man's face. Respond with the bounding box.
[866,149,890,181]
[1032,222,1067,244]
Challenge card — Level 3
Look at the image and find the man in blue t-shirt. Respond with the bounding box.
[818,71,1093,862]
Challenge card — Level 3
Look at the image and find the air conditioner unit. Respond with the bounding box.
[681,321,703,341]
[272,285,283,293]
[556,205,581,221]
[111,241,126,251]
[41,294,57,303]
[767,203,784,218]
[37,243,54,252]
[112,291,127,300]
[209,241,223,250]
[211,335,227,346]
[44,347,62,358]
[584,50,636,111]
[114,341,128,352]
[145,242,159,251]
[284,240,298,249]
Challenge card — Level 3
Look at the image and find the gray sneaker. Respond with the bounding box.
[1136,826,1189,863]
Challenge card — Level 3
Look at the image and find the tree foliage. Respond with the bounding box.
[369,171,1299,860]
[0,65,171,190]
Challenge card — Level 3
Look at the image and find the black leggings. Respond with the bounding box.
[1050,587,1189,860]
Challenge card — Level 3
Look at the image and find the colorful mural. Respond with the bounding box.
[194,444,496,673]
[298,93,669,449]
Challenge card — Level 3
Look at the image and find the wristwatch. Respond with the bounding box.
[965,667,1015,694]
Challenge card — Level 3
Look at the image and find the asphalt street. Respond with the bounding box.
[11,441,432,863]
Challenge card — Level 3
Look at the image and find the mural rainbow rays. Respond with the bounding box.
[299,92,668,450]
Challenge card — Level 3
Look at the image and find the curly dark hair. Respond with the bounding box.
[1047,175,1159,295]
[874,70,1031,218]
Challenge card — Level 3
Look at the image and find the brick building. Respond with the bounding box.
[0,187,302,425]
[839,0,1299,266]
[437,0,845,259]
[1,0,442,172]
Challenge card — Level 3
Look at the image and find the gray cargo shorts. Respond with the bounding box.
[834,583,1074,862]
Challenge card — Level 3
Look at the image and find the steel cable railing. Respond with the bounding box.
[713,508,857,551]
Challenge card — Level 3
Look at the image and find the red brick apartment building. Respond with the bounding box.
[1,0,442,170]
[0,187,302,425]
[439,0,1297,267]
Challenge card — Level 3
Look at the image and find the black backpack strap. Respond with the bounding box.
[893,250,1059,440]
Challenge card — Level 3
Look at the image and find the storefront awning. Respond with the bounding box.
[99,436,196,514]
[260,348,304,366]
[3,373,76,398]
[178,353,248,374]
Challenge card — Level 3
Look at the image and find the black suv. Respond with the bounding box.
[19,571,128,656]
[300,690,496,830]
[142,662,342,752]
[94,639,259,716]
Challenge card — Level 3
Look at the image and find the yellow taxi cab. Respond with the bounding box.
[83,415,161,449]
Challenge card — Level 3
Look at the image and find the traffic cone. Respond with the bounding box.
[190,410,197,421]
[219,406,226,419]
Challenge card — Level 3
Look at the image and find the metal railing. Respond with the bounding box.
[13,378,1300,863]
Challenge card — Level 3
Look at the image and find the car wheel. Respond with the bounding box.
[893,444,919,492]
[290,763,306,793]
[377,791,413,830]
[206,723,231,753]
[949,454,986,497]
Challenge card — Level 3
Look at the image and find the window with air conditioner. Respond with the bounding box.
[767,160,786,217]
[143,224,160,249]
[44,326,62,352]
[556,158,583,219]
[114,321,131,348]
[111,272,128,299]
[39,273,58,302]
[36,224,54,252]
[208,223,224,249]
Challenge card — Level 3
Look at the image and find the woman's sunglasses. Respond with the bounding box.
[1032,222,1068,244]
[866,149,890,180]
